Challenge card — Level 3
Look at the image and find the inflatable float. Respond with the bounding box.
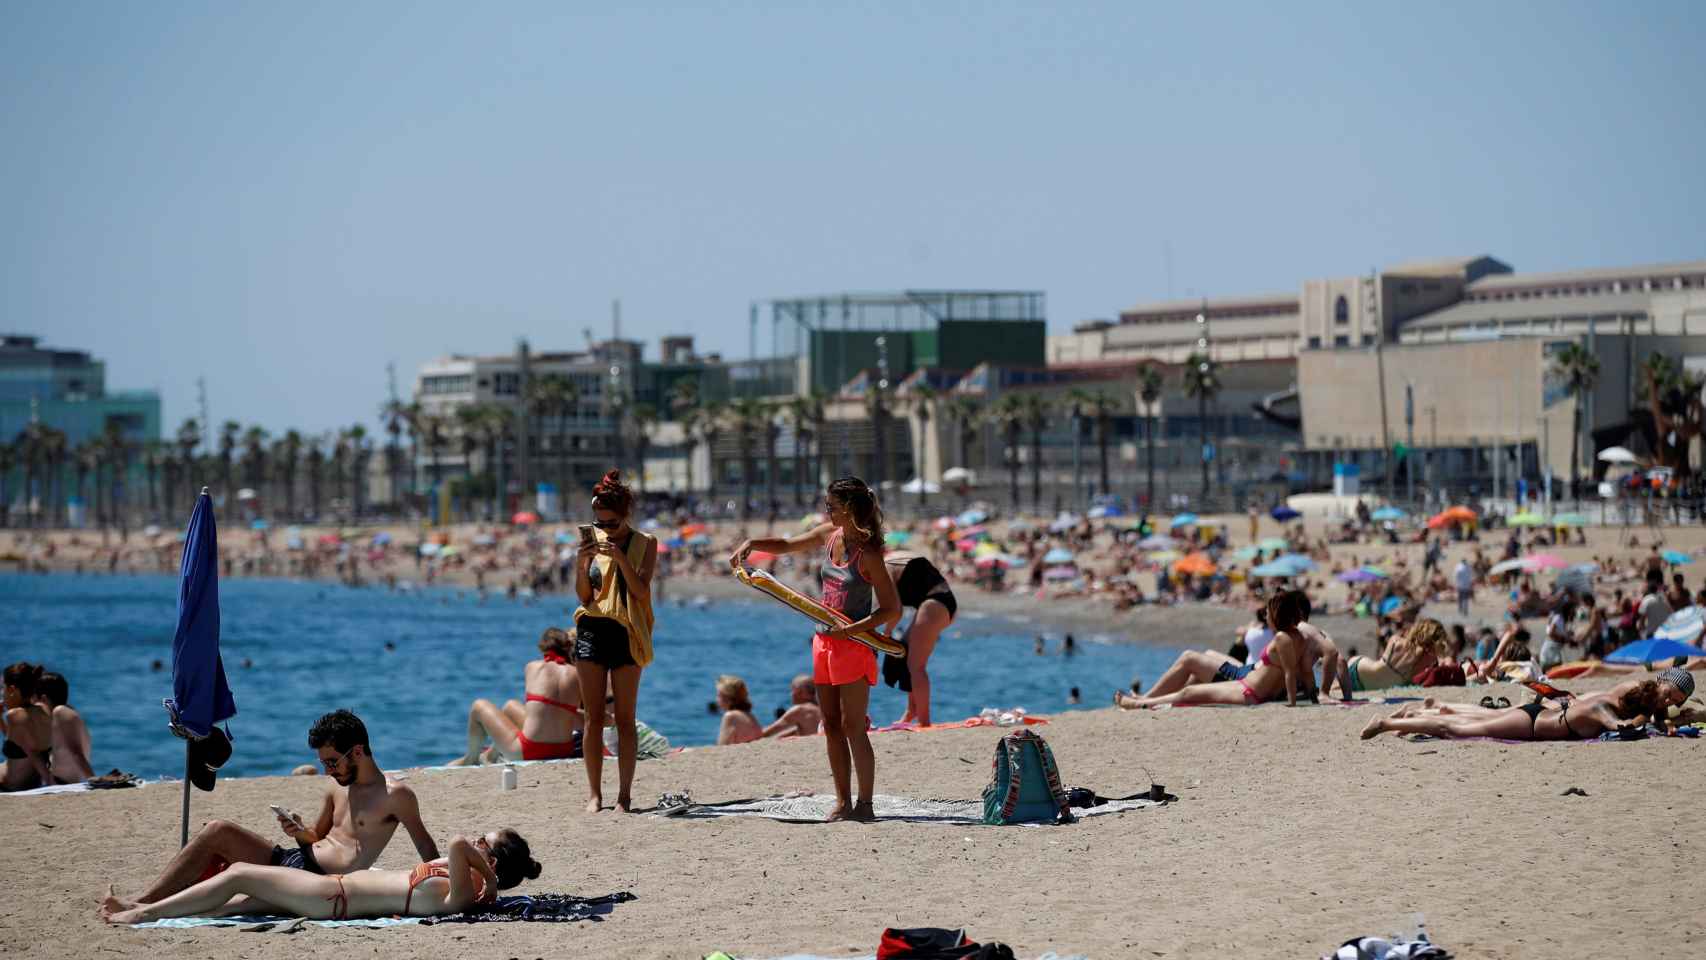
[734,567,905,657]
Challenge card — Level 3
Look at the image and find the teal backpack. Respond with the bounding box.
[980,728,1074,825]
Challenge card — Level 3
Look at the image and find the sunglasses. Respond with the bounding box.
[593,519,622,529]
[319,745,355,770]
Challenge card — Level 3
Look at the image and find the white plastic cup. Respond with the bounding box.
[501,765,517,792]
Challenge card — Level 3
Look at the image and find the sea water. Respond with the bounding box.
[2,573,1185,779]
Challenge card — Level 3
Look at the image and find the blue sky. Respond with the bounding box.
[5,1,1703,438]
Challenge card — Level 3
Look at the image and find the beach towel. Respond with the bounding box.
[130,891,635,930]
[748,954,1086,960]
[654,792,1160,825]
[1322,934,1452,958]
[2,776,148,798]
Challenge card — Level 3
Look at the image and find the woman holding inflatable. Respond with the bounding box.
[731,477,901,821]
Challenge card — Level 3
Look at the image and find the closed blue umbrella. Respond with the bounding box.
[1170,512,1199,527]
[163,489,237,846]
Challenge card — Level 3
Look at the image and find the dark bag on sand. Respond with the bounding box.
[981,729,1073,825]
[1415,663,1466,687]
[878,927,1016,960]
[882,636,911,691]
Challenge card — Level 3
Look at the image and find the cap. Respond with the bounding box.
[187,727,232,792]
[1657,667,1695,699]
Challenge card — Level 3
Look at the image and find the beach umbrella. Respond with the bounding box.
[884,530,912,545]
[249,518,270,531]
[1269,505,1301,522]
[955,537,979,554]
[1360,565,1389,579]
[235,488,258,501]
[1232,545,1262,561]
[1597,446,1638,464]
[472,533,497,547]
[419,542,442,557]
[437,544,459,557]
[942,466,976,484]
[932,516,956,531]
[1147,549,1182,563]
[1252,561,1301,578]
[1443,505,1478,522]
[1371,506,1405,521]
[1259,537,1290,552]
[1043,565,1079,581]
[1552,513,1590,528]
[1522,553,1568,571]
[1042,547,1075,565]
[956,509,988,526]
[1049,513,1081,533]
[685,533,710,547]
[1664,550,1693,566]
[1337,568,1380,583]
[1378,596,1402,616]
[663,536,685,549]
[285,534,304,550]
[1488,558,1527,576]
[958,525,990,539]
[555,530,573,544]
[370,531,391,545]
[317,533,342,546]
[1173,553,1216,576]
[1553,563,1598,596]
[901,477,940,495]
[1138,535,1179,550]
[1169,512,1200,527]
[1274,553,1317,572]
[143,523,162,537]
[1508,512,1546,527]
[1650,607,1706,646]
[1087,503,1124,519]
[511,511,540,525]
[1607,632,1706,663]
[164,489,237,847]
[1007,518,1038,532]
[681,522,709,538]
[975,553,1023,569]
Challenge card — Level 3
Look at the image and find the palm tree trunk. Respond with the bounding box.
[1098,421,1111,497]
[1145,417,1156,512]
[1029,428,1042,512]
[1006,425,1020,511]
[1570,403,1582,506]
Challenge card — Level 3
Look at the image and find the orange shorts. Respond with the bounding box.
[812,632,877,687]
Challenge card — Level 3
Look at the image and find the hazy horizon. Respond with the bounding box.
[6,1,1704,440]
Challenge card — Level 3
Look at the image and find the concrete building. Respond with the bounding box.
[1054,256,1706,504]
[1,334,160,447]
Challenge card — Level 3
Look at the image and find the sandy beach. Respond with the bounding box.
[6,515,1704,957]
[1,674,1697,959]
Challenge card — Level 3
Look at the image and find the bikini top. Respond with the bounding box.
[2,739,49,761]
[404,861,493,914]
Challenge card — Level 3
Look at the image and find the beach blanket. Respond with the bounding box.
[131,891,636,930]
[657,792,1161,825]
[1400,724,1699,745]
[2,776,148,798]
[749,953,1087,960]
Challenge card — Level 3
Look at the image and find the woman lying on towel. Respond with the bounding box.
[1334,618,1449,694]
[1115,590,1332,709]
[101,830,539,925]
[1359,680,1667,741]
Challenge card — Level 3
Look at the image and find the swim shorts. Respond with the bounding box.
[812,632,877,687]
[1212,661,1255,683]
[575,616,637,669]
[269,844,325,873]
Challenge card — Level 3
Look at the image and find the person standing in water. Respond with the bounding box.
[731,477,901,822]
[573,470,657,813]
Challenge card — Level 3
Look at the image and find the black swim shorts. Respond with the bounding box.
[1212,661,1254,683]
[575,616,638,669]
[269,844,324,874]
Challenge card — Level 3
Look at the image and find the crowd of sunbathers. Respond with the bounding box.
[2,661,94,791]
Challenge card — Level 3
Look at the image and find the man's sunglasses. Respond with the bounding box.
[320,746,355,770]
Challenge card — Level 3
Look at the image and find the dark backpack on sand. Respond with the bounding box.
[980,728,1073,825]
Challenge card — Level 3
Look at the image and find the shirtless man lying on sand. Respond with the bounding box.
[108,709,439,908]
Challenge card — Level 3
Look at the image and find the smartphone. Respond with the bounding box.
[578,524,596,546]
[269,804,304,827]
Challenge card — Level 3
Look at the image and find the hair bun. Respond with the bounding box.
[526,859,543,880]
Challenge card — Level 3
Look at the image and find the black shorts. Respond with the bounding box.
[575,616,637,669]
[269,844,324,874]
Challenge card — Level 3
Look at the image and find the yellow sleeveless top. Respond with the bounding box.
[573,529,656,667]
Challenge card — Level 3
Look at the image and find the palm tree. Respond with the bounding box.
[761,402,780,519]
[1086,391,1118,500]
[380,399,410,513]
[175,418,202,518]
[217,420,241,520]
[1020,393,1049,512]
[99,419,129,532]
[527,374,578,512]
[141,439,167,520]
[476,407,513,522]
[945,394,982,474]
[72,440,96,528]
[729,397,767,521]
[784,396,816,507]
[241,426,269,511]
[699,398,727,502]
[987,394,1026,511]
[1138,364,1164,512]
[1640,352,1705,479]
[631,402,658,498]
[454,404,485,519]
[906,383,938,512]
[344,424,369,521]
[1551,342,1601,502]
[415,413,447,498]
[1065,387,1094,509]
[274,431,303,521]
[305,434,326,521]
[668,379,702,499]
[804,390,827,494]
[1182,352,1220,499]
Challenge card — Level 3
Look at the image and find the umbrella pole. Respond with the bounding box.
[180,741,192,848]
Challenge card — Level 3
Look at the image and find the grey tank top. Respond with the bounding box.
[819,530,872,621]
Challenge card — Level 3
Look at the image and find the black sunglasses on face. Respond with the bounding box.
[593,519,622,529]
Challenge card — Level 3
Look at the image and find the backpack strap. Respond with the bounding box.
[1030,735,1074,823]
[999,733,1024,822]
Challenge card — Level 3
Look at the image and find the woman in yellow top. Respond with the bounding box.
[572,470,657,813]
